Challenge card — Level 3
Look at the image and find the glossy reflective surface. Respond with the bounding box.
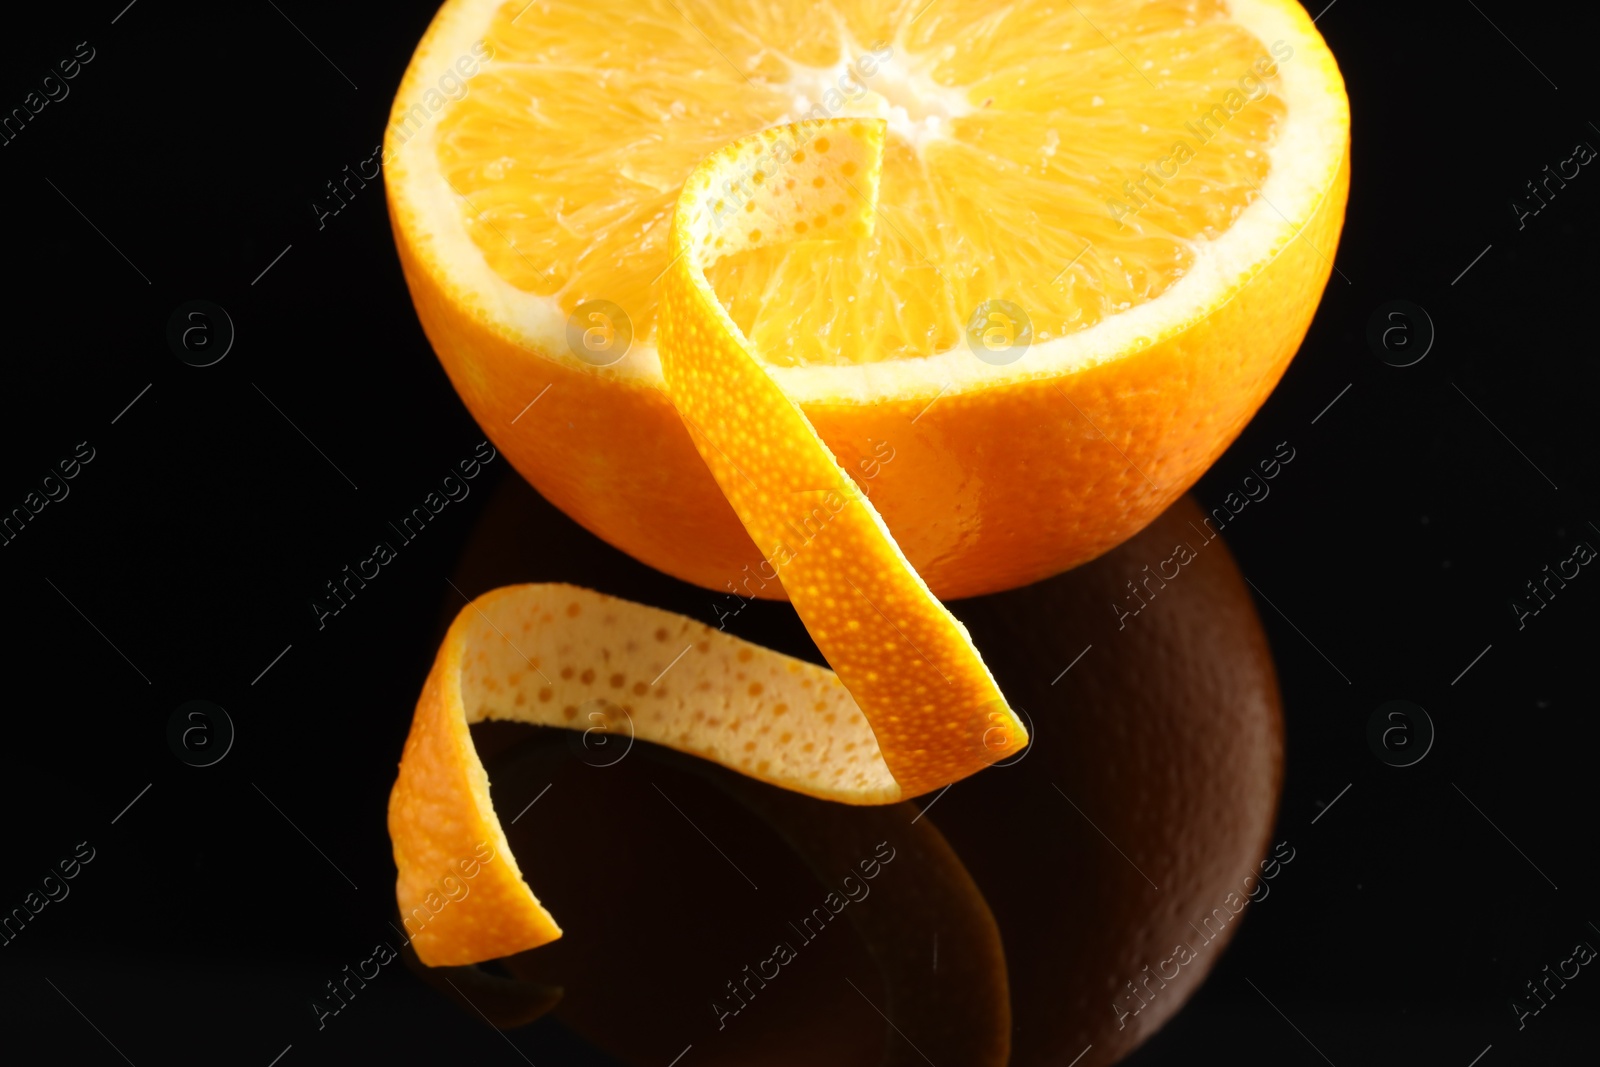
[413,478,1284,1065]
[6,4,1597,1063]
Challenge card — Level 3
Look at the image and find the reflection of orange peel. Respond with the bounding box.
[389,119,1027,967]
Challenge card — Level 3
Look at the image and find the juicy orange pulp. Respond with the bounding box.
[440,0,1284,366]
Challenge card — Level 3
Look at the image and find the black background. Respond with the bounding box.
[2,0,1597,1064]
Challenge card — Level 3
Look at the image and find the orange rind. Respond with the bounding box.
[389,571,1011,963]
[660,118,1026,799]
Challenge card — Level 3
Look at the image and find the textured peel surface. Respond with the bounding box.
[390,582,906,965]
[659,118,1026,799]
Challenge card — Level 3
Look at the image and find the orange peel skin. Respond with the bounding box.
[392,580,947,966]
[660,118,1028,798]
[391,121,1029,968]
[389,604,561,968]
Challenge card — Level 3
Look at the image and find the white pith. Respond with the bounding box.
[388,0,1348,406]
[770,17,973,155]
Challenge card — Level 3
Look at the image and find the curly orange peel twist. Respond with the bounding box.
[389,119,1026,967]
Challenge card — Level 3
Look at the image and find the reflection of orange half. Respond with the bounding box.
[406,476,1275,1062]
[385,0,1350,600]
[493,743,1009,1066]
[934,496,1285,1064]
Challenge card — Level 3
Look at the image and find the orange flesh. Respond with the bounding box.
[438,0,1283,364]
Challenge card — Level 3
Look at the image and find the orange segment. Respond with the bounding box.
[660,117,1025,797]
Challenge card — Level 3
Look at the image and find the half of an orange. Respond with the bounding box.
[386,0,1349,601]
[384,0,1348,967]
